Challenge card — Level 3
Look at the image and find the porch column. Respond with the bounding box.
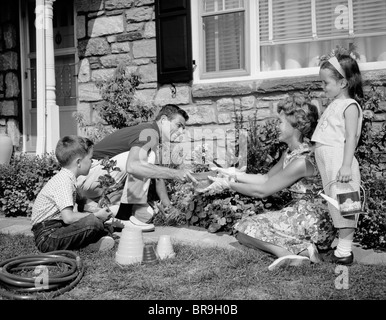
[44,0,60,153]
[35,0,46,155]
[35,0,60,155]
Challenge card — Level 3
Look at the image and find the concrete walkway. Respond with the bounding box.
[1,216,385,265]
[0,216,241,251]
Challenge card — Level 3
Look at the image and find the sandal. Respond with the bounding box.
[268,255,310,271]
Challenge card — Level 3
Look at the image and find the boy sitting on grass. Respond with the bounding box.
[31,135,115,253]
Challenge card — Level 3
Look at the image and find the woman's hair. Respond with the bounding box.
[319,47,364,103]
[155,104,189,122]
[277,94,319,141]
[55,135,94,167]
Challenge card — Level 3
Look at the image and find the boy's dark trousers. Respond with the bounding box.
[31,214,109,253]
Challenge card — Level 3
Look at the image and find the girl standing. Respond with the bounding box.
[311,49,364,265]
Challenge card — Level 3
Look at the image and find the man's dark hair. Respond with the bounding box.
[155,104,189,122]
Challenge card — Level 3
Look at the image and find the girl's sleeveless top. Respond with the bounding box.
[311,98,363,148]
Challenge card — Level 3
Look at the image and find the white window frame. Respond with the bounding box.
[191,0,386,84]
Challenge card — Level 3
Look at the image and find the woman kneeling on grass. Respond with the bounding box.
[199,95,336,271]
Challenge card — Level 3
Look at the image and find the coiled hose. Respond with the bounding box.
[0,250,84,300]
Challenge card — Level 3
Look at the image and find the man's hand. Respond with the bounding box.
[176,169,198,184]
[94,207,112,222]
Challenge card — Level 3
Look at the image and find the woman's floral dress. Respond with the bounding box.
[233,143,336,254]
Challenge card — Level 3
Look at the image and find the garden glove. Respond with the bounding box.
[210,166,246,181]
[196,176,230,193]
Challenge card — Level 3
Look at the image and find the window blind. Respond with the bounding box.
[315,1,347,38]
[353,0,386,35]
[203,0,245,72]
[260,0,312,44]
[203,0,244,12]
[260,0,386,44]
[316,0,386,38]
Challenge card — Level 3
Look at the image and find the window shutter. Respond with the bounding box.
[155,0,193,84]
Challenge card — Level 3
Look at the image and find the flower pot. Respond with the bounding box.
[0,134,13,165]
[192,171,217,190]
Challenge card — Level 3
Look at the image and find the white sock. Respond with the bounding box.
[335,238,352,257]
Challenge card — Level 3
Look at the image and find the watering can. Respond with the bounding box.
[318,180,366,217]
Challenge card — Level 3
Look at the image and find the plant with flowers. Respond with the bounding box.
[97,158,122,209]
[190,143,214,172]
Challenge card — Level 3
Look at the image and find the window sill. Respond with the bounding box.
[192,74,321,98]
[192,68,386,99]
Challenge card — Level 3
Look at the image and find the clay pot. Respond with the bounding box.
[0,134,13,165]
[192,171,217,189]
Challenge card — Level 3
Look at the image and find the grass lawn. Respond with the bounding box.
[0,233,385,301]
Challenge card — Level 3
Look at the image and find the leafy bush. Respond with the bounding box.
[353,86,386,250]
[246,117,286,174]
[355,174,386,251]
[74,112,115,144]
[74,62,155,143]
[159,180,292,233]
[95,62,155,130]
[0,153,60,217]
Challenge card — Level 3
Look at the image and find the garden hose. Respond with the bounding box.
[0,250,84,300]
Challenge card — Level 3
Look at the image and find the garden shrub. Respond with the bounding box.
[355,173,386,250]
[0,153,60,217]
[353,86,386,250]
[95,62,155,130]
[74,112,115,144]
[75,61,155,143]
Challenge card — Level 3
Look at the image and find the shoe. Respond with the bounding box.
[132,204,155,224]
[115,203,133,220]
[321,249,354,265]
[127,216,155,232]
[307,243,322,264]
[268,255,310,271]
[107,216,155,232]
[108,205,120,216]
[105,217,126,230]
[86,236,115,252]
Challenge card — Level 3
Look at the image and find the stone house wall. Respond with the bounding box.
[76,0,386,166]
[0,1,21,148]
